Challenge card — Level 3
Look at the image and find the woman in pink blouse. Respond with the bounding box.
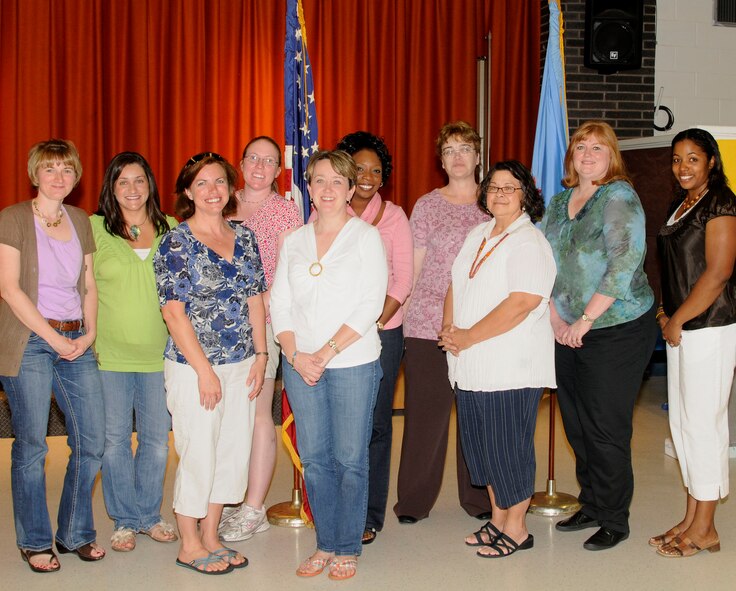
[336,132,413,544]
[218,136,303,542]
[393,121,492,523]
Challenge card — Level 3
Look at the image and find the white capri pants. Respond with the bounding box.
[165,357,257,518]
[667,323,736,501]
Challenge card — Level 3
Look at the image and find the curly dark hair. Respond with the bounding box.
[174,152,239,220]
[671,128,729,197]
[478,160,545,223]
[336,131,393,184]
[96,152,171,240]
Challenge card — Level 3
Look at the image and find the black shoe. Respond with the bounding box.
[474,511,492,521]
[555,510,598,532]
[583,527,629,551]
[362,528,377,544]
[397,515,418,524]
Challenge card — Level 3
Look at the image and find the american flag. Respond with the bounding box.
[284,0,319,223]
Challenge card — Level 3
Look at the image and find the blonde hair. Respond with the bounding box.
[562,121,631,188]
[305,150,357,188]
[27,139,83,187]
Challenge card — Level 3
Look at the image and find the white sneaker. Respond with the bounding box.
[218,504,270,542]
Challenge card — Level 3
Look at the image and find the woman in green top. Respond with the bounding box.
[91,152,178,552]
[541,121,657,551]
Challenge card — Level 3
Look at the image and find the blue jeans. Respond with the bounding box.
[366,326,404,531]
[0,330,105,551]
[282,357,381,556]
[100,370,171,531]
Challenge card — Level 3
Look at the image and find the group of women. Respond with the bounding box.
[0,119,733,577]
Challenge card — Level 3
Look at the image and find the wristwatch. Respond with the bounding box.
[581,313,595,323]
[376,321,385,331]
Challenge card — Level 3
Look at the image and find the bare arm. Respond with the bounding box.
[245,293,268,399]
[662,216,736,346]
[161,300,222,410]
[0,243,75,356]
[439,292,543,356]
[560,292,616,348]
[61,253,98,360]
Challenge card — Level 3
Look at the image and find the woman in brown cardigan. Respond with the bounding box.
[0,139,106,573]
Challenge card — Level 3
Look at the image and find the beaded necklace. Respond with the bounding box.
[468,233,510,279]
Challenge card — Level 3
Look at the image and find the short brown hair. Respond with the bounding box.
[27,139,83,187]
[435,121,481,158]
[174,152,239,220]
[562,120,631,188]
[305,150,357,189]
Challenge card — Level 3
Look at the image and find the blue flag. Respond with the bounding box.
[285,0,319,222]
[532,0,568,206]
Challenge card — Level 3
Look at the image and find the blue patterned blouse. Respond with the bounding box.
[154,221,266,365]
[541,180,654,328]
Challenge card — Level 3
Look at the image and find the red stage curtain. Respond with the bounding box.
[0,0,539,214]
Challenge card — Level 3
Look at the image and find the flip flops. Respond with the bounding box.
[176,553,234,575]
[211,547,249,569]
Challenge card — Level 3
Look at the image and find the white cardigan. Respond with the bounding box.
[270,217,388,369]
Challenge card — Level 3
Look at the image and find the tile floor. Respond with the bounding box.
[1,376,734,590]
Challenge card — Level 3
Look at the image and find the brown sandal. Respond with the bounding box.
[56,541,106,561]
[648,526,680,547]
[656,535,720,558]
[20,549,61,573]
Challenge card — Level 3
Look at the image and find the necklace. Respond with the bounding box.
[32,199,64,227]
[468,232,510,279]
[130,224,142,241]
[681,188,709,212]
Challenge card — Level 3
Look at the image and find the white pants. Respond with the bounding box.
[667,324,736,500]
[164,358,257,518]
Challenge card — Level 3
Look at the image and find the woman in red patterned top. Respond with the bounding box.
[218,136,303,542]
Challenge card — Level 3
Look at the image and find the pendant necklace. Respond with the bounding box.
[129,219,146,241]
[468,232,510,279]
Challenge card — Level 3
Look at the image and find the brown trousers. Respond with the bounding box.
[393,337,492,520]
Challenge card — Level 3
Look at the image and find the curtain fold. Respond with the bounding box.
[0,0,539,214]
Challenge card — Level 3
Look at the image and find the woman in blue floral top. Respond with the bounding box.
[541,121,656,551]
[154,152,267,575]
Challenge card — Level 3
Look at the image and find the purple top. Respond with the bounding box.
[403,188,489,340]
[35,213,83,320]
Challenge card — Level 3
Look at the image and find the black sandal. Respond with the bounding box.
[20,548,61,573]
[476,533,534,558]
[465,521,502,547]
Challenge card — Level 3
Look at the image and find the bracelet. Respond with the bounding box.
[327,339,341,354]
[291,351,298,366]
[255,351,269,357]
[655,309,666,320]
[376,320,385,331]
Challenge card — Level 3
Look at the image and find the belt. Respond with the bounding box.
[47,319,83,331]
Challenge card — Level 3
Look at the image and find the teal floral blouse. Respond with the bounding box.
[541,180,654,328]
[154,221,266,365]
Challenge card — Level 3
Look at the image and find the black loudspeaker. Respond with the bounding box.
[584,0,643,74]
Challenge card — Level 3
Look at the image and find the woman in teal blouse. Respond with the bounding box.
[92,152,178,553]
[541,121,657,551]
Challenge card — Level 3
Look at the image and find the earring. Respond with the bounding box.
[380,182,384,188]
[521,206,526,212]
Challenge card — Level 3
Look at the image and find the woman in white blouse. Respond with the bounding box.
[270,150,388,580]
[439,160,556,559]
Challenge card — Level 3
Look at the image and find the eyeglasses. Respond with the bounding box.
[186,152,225,167]
[243,154,279,168]
[441,145,475,158]
[487,185,522,194]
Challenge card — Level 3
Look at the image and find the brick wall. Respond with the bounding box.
[542,0,657,139]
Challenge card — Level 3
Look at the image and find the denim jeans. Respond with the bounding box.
[0,330,104,551]
[282,357,381,556]
[365,326,404,531]
[100,370,171,531]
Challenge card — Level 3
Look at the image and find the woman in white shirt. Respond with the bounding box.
[270,150,388,580]
[439,160,556,559]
